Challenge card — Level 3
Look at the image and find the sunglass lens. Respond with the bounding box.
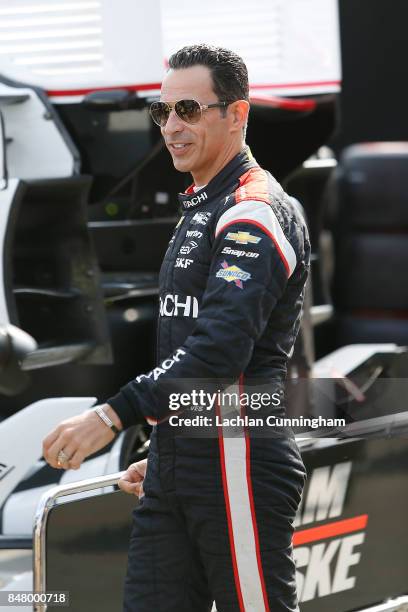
[175,99,201,124]
[149,102,169,127]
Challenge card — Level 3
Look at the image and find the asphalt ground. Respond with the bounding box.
[0,550,31,589]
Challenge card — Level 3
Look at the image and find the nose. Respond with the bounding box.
[162,108,185,136]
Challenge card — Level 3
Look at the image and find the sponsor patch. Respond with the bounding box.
[225,231,261,245]
[293,461,368,603]
[175,257,194,268]
[159,294,198,318]
[221,246,259,258]
[216,260,251,289]
[186,229,203,238]
[191,211,211,226]
[136,348,186,385]
[179,240,198,255]
[183,191,208,208]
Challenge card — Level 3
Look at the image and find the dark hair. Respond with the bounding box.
[168,44,249,103]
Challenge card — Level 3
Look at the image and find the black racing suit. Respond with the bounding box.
[107,147,310,612]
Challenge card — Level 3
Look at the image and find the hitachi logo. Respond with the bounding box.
[184,192,208,208]
[160,294,199,318]
[136,348,186,383]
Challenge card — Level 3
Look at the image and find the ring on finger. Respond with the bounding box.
[57,449,71,466]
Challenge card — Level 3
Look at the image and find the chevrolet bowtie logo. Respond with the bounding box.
[225,231,261,245]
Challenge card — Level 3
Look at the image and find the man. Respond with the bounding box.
[43,44,310,611]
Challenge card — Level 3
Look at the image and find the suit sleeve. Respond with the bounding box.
[106,200,298,428]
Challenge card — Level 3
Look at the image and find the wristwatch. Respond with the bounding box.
[93,405,120,435]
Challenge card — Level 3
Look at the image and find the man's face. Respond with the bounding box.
[160,65,234,182]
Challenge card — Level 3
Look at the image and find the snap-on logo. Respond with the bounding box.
[221,246,259,259]
[183,192,208,208]
[160,294,199,318]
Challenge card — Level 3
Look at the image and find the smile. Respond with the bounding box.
[169,143,192,155]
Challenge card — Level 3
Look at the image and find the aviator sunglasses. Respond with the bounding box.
[149,99,231,127]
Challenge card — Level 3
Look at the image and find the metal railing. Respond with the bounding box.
[32,470,124,612]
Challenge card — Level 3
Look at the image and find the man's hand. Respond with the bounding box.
[42,404,123,470]
[118,459,147,498]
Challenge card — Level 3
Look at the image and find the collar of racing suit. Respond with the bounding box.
[178,145,258,211]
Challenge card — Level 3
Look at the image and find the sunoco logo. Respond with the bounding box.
[216,260,251,289]
[293,461,368,603]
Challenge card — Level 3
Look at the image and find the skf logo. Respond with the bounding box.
[191,212,211,226]
[293,462,367,603]
[216,260,251,289]
[225,231,261,245]
[160,294,198,318]
[175,257,193,268]
[184,192,208,208]
[179,240,198,255]
[0,462,15,481]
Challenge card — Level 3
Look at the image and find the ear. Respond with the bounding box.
[228,100,250,134]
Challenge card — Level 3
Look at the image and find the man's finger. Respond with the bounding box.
[46,437,77,469]
[123,470,143,484]
[42,428,60,456]
[129,461,147,477]
[45,437,65,468]
[136,482,144,499]
[118,478,139,494]
[119,464,144,484]
[67,449,86,470]
[59,442,76,464]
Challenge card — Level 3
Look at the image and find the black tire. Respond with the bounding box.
[336,315,408,346]
[334,233,408,310]
[339,142,408,229]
